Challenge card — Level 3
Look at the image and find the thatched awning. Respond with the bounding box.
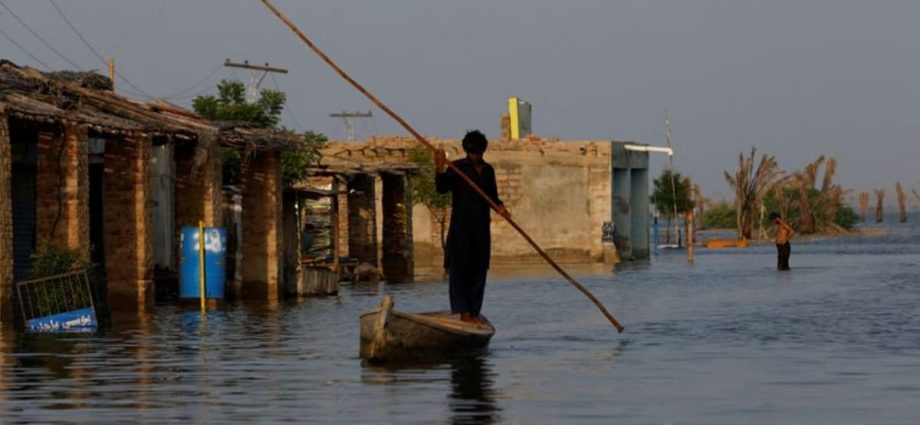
[0,60,213,139]
[304,162,420,176]
[219,126,308,153]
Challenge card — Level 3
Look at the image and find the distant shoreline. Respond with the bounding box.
[697,225,891,244]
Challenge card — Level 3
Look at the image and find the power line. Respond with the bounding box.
[48,0,154,99]
[165,72,234,101]
[160,64,226,100]
[0,0,82,69]
[0,26,52,70]
[269,72,303,131]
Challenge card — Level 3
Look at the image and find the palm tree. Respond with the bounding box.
[895,182,907,223]
[858,192,870,221]
[724,147,786,239]
[874,189,885,223]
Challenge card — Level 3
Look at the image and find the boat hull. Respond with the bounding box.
[359,302,495,362]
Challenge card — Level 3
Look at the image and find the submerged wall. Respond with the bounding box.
[322,136,615,269]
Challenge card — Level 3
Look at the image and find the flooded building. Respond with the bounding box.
[316,134,651,279]
[0,61,306,323]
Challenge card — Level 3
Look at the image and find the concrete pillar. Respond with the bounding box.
[0,111,13,322]
[630,168,650,259]
[103,135,154,312]
[34,125,89,258]
[381,173,414,283]
[241,152,282,301]
[347,174,377,265]
[612,168,632,259]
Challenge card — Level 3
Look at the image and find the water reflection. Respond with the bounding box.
[447,355,501,425]
[362,353,502,425]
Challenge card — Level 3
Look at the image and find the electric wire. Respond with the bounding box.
[159,63,226,100]
[270,72,303,131]
[0,0,83,69]
[48,0,155,99]
[0,26,53,70]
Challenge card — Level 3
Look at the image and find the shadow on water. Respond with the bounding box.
[362,352,502,425]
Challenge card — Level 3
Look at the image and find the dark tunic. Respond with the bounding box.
[435,158,503,272]
[436,157,503,315]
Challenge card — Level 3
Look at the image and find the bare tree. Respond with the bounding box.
[724,147,786,239]
[875,189,885,223]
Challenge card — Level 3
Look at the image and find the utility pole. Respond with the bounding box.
[107,58,115,90]
[330,110,373,141]
[224,59,288,103]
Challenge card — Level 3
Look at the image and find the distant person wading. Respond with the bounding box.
[770,212,794,270]
[435,130,510,325]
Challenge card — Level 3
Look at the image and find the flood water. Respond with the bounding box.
[1,218,919,424]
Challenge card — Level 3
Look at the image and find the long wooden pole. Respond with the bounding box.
[259,0,623,333]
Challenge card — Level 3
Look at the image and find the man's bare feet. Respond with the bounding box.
[460,312,474,323]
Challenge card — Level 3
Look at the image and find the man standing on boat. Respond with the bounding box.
[435,130,509,324]
[770,212,794,270]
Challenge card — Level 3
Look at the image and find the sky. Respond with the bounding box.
[2,0,919,201]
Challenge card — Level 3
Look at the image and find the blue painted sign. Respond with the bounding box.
[27,307,97,333]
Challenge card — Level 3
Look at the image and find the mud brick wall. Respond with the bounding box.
[0,111,13,321]
[241,152,282,301]
[34,125,89,258]
[410,204,450,269]
[103,135,154,311]
[381,173,413,283]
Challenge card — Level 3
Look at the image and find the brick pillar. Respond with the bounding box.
[104,135,153,312]
[347,174,377,265]
[174,136,222,229]
[241,152,282,301]
[336,184,349,258]
[381,173,414,283]
[0,111,13,322]
[34,125,89,258]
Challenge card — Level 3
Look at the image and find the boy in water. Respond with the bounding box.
[434,130,509,324]
[770,212,794,270]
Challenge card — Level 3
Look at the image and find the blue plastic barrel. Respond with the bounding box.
[179,226,227,300]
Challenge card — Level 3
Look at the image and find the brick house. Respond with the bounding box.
[0,61,300,322]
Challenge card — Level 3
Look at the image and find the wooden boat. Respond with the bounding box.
[705,238,750,249]
[359,295,495,362]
